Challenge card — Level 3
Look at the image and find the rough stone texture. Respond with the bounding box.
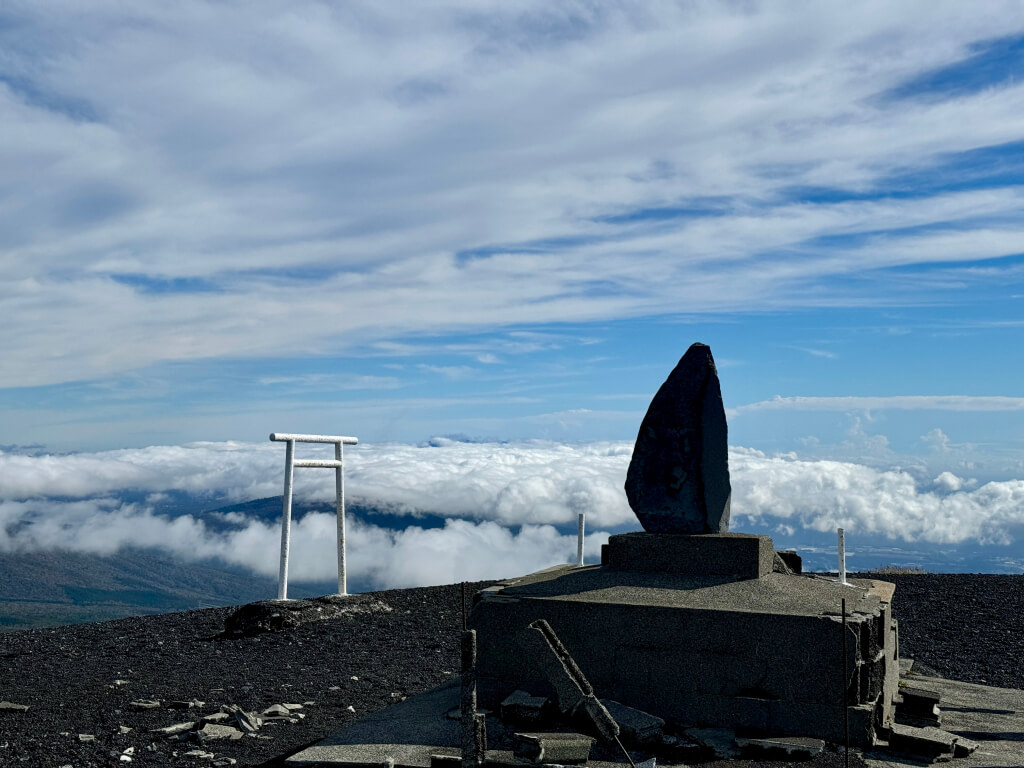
[512,732,594,764]
[887,723,956,758]
[601,532,773,580]
[599,700,664,745]
[499,690,549,724]
[516,620,619,743]
[624,343,731,534]
[471,564,898,747]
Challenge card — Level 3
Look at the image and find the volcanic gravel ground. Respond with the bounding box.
[0,574,1020,768]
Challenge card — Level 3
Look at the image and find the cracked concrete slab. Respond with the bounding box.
[865,674,1024,768]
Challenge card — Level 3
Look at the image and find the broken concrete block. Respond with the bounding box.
[776,550,802,573]
[195,723,245,741]
[600,700,664,745]
[518,621,594,711]
[512,732,595,765]
[518,620,619,742]
[167,699,204,710]
[573,694,620,743]
[888,723,956,759]
[897,686,941,727]
[953,734,979,757]
[500,690,549,724]
[0,702,30,713]
[150,721,195,737]
[735,735,824,760]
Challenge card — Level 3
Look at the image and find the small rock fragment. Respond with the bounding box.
[0,702,30,713]
[168,699,205,710]
[78,734,96,742]
[512,732,594,765]
[129,699,161,710]
[183,749,215,758]
[119,725,133,734]
[500,690,549,724]
[195,723,245,741]
[151,721,195,737]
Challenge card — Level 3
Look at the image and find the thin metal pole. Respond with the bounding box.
[461,581,467,631]
[842,597,849,768]
[336,440,347,596]
[577,513,585,567]
[278,439,296,600]
[838,527,848,585]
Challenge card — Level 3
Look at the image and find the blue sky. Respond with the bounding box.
[1,2,1023,580]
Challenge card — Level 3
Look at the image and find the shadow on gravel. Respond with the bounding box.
[953,729,1024,741]
[943,705,1017,715]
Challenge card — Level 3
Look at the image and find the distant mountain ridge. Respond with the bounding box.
[0,494,450,632]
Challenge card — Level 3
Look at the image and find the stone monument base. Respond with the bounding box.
[601,531,774,579]
[468,535,898,748]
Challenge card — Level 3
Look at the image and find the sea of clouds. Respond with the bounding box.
[1,439,1022,588]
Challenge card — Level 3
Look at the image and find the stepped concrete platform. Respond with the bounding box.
[469,540,899,747]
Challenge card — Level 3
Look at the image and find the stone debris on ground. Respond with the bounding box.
[735,735,825,760]
[895,685,942,727]
[499,689,550,724]
[887,722,961,759]
[599,699,665,746]
[128,699,161,710]
[0,701,30,712]
[512,731,595,764]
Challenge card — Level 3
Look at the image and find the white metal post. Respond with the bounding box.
[577,513,585,567]
[336,440,347,597]
[278,439,296,600]
[838,527,848,585]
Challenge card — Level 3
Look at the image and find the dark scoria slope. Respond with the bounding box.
[0,574,1021,768]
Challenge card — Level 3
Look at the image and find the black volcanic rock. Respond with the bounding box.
[0,574,1020,767]
[625,343,732,533]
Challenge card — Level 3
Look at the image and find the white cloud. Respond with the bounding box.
[2,3,1024,386]
[733,395,1024,415]
[1,439,1022,588]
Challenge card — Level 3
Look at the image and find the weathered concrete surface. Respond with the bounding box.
[470,564,897,746]
[283,669,1024,768]
[285,680,624,768]
[601,532,773,580]
[625,343,731,534]
[865,673,1024,768]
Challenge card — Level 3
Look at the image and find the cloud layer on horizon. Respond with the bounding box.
[1,439,1021,586]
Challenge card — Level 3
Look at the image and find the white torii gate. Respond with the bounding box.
[270,432,358,600]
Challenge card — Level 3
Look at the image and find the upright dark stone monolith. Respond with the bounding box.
[625,342,731,533]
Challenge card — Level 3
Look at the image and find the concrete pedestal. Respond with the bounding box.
[469,534,898,747]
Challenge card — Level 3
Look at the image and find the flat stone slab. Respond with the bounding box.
[865,673,1024,768]
[601,532,773,579]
